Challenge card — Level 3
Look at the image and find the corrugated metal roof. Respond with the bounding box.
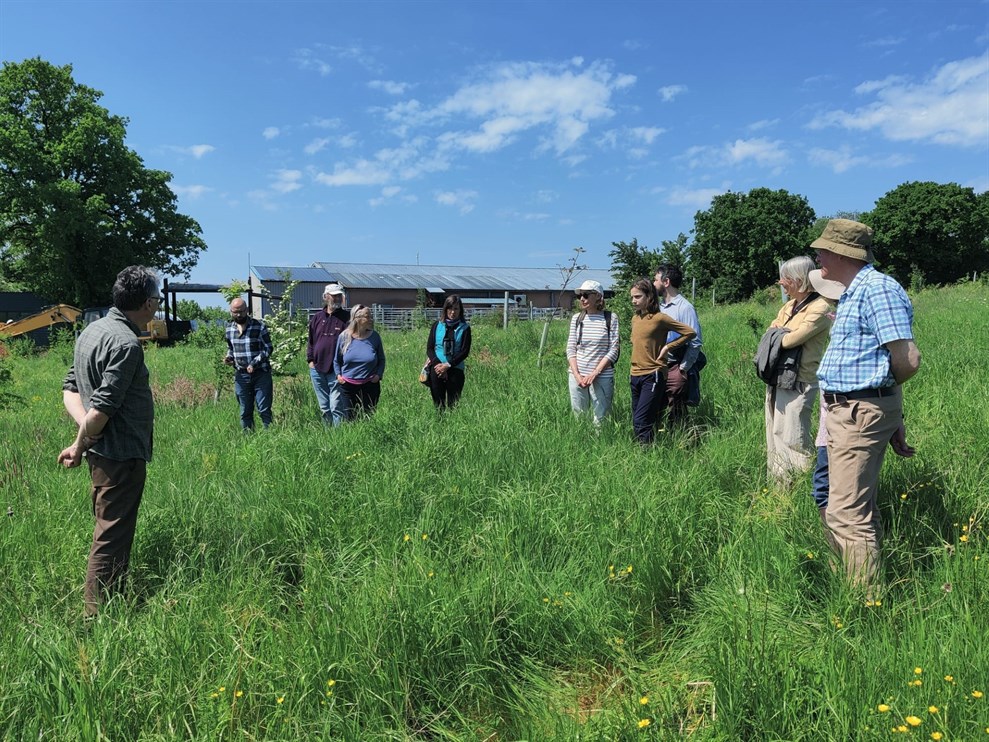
[312,262,615,292]
[252,266,333,282]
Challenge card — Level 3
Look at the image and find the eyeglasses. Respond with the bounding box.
[576,292,595,299]
[149,295,163,304]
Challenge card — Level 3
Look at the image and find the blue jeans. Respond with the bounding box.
[309,368,345,426]
[234,368,273,429]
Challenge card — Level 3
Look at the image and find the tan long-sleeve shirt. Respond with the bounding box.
[630,312,696,376]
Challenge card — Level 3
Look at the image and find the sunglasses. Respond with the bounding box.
[576,292,596,299]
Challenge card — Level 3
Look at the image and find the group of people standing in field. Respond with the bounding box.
[223,284,473,431]
[565,264,703,444]
[58,219,920,617]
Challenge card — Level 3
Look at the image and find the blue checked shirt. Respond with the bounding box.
[817,265,914,393]
[224,318,273,372]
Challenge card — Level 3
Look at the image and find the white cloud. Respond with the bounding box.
[658,84,687,102]
[498,209,551,221]
[271,169,303,194]
[622,39,645,51]
[435,189,478,214]
[294,48,332,76]
[664,185,728,209]
[808,52,989,147]
[262,127,280,140]
[395,58,635,157]
[369,79,410,95]
[338,134,358,148]
[535,189,558,203]
[315,159,392,187]
[863,36,905,48]
[747,118,779,132]
[166,144,215,158]
[808,145,912,173]
[170,184,212,200]
[304,138,331,155]
[310,117,342,129]
[629,126,664,144]
[680,138,789,171]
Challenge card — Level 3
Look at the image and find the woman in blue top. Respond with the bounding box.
[334,304,386,419]
[425,295,472,409]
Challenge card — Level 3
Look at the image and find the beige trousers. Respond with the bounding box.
[825,388,902,592]
[765,382,817,483]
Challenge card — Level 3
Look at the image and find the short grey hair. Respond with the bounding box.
[779,256,815,293]
[112,266,159,310]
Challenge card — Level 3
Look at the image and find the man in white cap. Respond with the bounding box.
[566,279,620,425]
[306,283,350,425]
[814,219,921,598]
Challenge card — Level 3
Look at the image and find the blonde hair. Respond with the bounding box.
[341,304,372,353]
[780,256,815,293]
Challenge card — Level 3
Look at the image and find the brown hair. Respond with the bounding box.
[631,278,659,315]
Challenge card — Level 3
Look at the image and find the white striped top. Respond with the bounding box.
[566,311,620,377]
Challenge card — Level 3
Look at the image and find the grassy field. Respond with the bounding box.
[1,282,986,740]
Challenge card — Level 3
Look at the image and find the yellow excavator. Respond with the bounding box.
[0,304,82,339]
[1,304,181,344]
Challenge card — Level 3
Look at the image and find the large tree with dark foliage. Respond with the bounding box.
[0,58,206,307]
[864,181,989,287]
[690,188,816,302]
[608,238,661,290]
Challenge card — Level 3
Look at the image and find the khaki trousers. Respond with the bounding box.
[825,388,902,592]
[85,453,147,616]
[765,382,817,483]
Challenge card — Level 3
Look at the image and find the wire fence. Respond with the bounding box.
[300,305,567,332]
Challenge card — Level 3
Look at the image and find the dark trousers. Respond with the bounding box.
[429,367,465,409]
[660,364,689,426]
[812,446,830,508]
[234,368,273,429]
[630,371,666,444]
[86,453,147,616]
[341,380,381,419]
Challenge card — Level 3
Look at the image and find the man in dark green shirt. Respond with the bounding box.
[59,266,159,617]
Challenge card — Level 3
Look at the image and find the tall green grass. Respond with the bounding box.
[1,282,986,740]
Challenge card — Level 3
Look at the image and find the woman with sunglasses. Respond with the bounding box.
[566,280,619,425]
[629,278,696,444]
[334,304,386,419]
[425,294,472,409]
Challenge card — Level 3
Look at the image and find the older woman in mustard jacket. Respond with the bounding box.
[765,256,836,483]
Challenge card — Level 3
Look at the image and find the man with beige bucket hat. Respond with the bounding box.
[814,219,921,597]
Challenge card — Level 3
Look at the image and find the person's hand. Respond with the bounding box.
[246,365,254,374]
[308,361,315,369]
[337,375,345,384]
[57,445,83,468]
[222,355,234,366]
[370,374,380,383]
[889,424,916,458]
[581,370,597,388]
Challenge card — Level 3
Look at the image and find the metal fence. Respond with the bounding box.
[300,305,566,331]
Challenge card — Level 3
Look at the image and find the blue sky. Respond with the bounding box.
[2,0,987,292]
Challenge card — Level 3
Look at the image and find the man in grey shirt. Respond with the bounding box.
[59,266,159,617]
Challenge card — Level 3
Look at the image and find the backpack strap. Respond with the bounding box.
[576,310,587,345]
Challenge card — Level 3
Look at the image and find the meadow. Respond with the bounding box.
[0,281,986,741]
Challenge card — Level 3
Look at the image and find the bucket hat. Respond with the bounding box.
[811,219,875,263]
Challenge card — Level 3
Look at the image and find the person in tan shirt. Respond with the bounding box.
[628,278,696,444]
[765,256,835,483]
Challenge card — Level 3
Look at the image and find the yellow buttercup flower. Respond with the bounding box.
[218,686,226,692]
[878,704,891,712]
[422,533,429,541]
[944,675,954,682]
[639,695,649,705]
[928,705,939,713]
[960,535,969,543]
[973,690,984,698]
[403,534,411,542]
[914,667,923,675]
[235,690,243,698]
[637,718,651,729]
[327,679,336,687]
[931,732,943,740]
[277,696,284,704]
[906,715,922,727]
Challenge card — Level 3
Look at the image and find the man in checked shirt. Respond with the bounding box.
[223,297,274,430]
[814,219,921,599]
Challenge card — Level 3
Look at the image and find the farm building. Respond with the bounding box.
[249,263,616,317]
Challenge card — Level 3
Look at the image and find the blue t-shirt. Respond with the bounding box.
[334,331,386,381]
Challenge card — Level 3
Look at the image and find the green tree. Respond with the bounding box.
[690,188,816,302]
[657,232,690,274]
[863,182,989,286]
[0,58,205,307]
[608,238,660,291]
